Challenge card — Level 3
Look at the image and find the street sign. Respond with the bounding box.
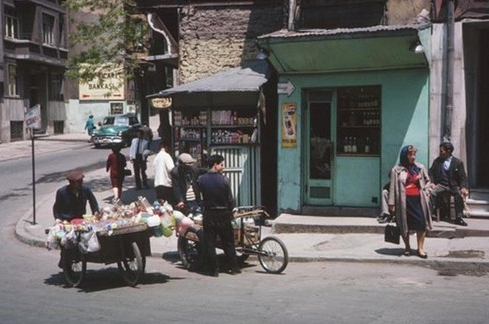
[277,80,296,97]
[25,104,41,129]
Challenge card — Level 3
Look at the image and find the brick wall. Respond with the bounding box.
[178,5,283,83]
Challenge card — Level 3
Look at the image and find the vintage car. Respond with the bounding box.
[92,113,141,148]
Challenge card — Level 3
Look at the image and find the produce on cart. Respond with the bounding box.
[46,197,176,287]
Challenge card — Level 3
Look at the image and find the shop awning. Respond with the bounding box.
[257,24,431,73]
[147,59,271,109]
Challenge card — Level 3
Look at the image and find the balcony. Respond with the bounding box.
[4,37,67,66]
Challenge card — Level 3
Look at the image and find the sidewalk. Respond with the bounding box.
[6,133,489,272]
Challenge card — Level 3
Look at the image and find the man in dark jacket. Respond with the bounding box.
[198,154,240,277]
[429,142,469,226]
[170,153,203,214]
[53,170,99,221]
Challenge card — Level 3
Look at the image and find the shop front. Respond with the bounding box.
[258,25,431,216]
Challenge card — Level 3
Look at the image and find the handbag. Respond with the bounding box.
[384,224,400,244]
[123,168,132,176]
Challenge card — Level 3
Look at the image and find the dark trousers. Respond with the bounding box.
[203,210,238,273]
[133,155,147,189]
[430,184,464,219]
[155,185,175,204]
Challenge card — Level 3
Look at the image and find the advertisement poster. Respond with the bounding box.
[281,102,297,148]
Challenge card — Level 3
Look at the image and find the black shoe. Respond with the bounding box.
[417,250,428,259]
[377,214,390,224]
[230,267,242,275]
[454,218,468,226]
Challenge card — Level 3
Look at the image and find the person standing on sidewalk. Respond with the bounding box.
[428,142,469,226]
[153,141,175,204]
[84,115,96,142]
[388,145,432,259]
[53,170,100,222]
[106,144,127,201]
[198,154,240,276]
[129,129,149,190]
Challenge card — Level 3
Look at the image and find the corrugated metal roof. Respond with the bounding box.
[149,59,270,98]
[258,24,429,40]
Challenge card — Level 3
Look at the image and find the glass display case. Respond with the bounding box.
[337,86,381,156]
[172,108,259,167]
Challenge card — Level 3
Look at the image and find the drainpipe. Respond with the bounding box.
[288,0,296,30]
[443,0,455,142]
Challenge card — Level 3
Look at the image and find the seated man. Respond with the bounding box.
[428,142,469,226]
[377,182,393,223]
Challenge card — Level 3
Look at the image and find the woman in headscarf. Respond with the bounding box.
[388,145,432,258]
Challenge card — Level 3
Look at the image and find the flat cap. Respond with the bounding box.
[66,170,84,182]
[178,153,196,165]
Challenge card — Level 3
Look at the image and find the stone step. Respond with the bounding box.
[271,214,489,238]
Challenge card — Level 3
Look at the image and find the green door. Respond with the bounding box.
[304,91,334,205]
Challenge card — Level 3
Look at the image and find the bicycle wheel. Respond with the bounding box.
[177,226,205,271]
[257,236,289,274]
[117,242,144,287]
[62,248,86,288]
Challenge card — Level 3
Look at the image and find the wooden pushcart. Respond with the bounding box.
[177,207,288,274]
[61,224,152,287]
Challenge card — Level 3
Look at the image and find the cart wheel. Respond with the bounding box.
[178,226,205,271]
[62,248,86,288]
[258,236,289,274]
[117,241,144,287]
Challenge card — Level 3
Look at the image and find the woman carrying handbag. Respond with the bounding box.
[388,145,432,258]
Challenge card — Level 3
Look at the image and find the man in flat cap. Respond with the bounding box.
[170,153,204,215]
[53,170,100,222]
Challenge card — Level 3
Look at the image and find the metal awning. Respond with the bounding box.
[148,59,271,109]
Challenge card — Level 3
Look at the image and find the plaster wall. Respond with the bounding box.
[429,22,467,165]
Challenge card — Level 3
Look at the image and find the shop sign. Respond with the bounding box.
[79,64,125,100]
[281,102,297,148]
[25,104,41,129]
[277,80,296,97]
[151,97,172,109]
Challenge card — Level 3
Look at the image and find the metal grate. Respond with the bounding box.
[53,121,64,134]
[10,121,24,140]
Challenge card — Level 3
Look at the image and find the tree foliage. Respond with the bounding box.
[63,0,150,86]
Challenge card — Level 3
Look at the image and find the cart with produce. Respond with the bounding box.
[176,206,288,274]
[46,197,175,288]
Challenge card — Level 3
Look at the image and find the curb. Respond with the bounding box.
[15,194,54,248]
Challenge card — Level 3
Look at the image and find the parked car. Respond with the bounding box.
[92,113,141,148]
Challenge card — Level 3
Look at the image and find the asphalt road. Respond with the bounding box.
[1,146,489,324]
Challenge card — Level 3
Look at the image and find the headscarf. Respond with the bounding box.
[399,145,420,176]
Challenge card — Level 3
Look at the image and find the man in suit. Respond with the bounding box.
[429,142,469,226]
[129,129,149,189]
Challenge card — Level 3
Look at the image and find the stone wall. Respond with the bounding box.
[386,0,431,25]
[178,4,284,83]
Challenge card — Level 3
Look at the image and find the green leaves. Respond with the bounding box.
[63,0,148,84]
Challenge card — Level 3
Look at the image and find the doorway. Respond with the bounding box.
[304,90,334,205]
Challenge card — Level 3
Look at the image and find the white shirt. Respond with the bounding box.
[153,149,174,187]
[129,137,149,160]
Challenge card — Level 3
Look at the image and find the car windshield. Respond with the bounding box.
[103,116,129,126]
